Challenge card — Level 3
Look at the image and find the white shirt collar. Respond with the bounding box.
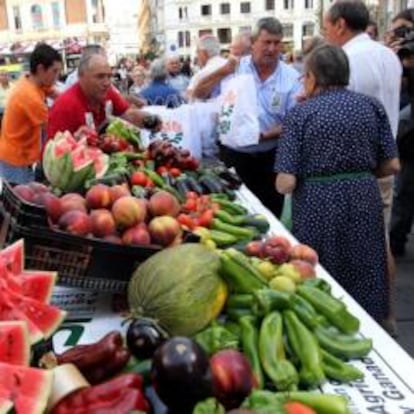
[343,32,371,52]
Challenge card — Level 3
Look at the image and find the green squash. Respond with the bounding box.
[128,244,228,336]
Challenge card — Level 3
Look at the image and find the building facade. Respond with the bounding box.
[161,0,319,55]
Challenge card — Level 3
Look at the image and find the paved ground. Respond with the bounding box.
[394,233,414,357]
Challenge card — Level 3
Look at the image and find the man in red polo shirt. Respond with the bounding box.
[48,53,160,139]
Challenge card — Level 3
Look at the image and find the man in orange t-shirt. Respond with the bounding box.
[0,43,62,184]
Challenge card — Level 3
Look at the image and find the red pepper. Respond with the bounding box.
[177,213,196,230]
[197,209,214,228]
[51,374,146,413]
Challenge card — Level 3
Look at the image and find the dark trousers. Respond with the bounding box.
[219,145,284,218]
[390,160,414,253]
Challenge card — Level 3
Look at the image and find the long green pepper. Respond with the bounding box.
[239,315,265,389]
[258,312,299,391]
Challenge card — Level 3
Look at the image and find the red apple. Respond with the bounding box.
[290,244,319,266]
[210,349,256,410]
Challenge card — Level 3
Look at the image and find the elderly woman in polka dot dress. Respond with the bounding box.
[274,44,400,322]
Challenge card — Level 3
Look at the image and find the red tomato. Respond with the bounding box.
[145,178,154,188]
[183,198,197,212]
[186,191,198,200]
[156,166,168,175]
[197,209,214,228]
[130,171,148,187]
[177,214,195,230]
[169,167,182,177]
[284,402,316,414]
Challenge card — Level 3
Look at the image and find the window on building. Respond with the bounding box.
[304,0,313,8]
[201,4,211,16]
[240,2,251,13]
[12,6,21,31]
[184,7,188,18]
[91,0,104,23]
[31,4,44,30]
[51,2,61,28]
[220,3,230,14]
[265,0,275,10]
[283,0,294,9]
[302,23,314,36]
[185,31,191,47]
[282,24,293,38]
[179,7,182,19]
[178,31,184,47]
[199,29,212,37]
[217,28,232,43]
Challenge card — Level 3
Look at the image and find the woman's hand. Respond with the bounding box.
[275,173,297,194]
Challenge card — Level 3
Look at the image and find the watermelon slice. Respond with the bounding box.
[3,288,66,339]
[18,271,57,303]
[0,321,30,366]
[0,398,13,414]
[0,240,24,275]
[0,362,52,414]
[0,295,44,345]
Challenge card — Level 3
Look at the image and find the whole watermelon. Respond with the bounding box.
[128,244,227,337]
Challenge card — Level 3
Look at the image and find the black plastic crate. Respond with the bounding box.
[1,181,49,227]
[0,206,162,293]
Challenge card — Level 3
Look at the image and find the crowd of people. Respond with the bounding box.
[0,0,412,335]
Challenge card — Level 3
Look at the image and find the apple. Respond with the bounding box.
[269,275,296,293]
[262,244,290,265]
[263,235,292,252]
[210,349,256,410]
[289,244,319,266]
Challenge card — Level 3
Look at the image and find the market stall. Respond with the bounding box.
[46,184,414,414]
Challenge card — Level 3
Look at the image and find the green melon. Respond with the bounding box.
[0,362,52,414]
[0,321,30,366]
[128,244,228,337]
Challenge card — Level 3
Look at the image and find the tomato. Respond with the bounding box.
[169,167,182,177]
[177,214,196,230]
[284,402,316,414]
[130,171,148,187]
[145,178,154,188]
[157,166,168,175]
[197,209,214,228]
[183,198,197,212]
[186,191,198,200]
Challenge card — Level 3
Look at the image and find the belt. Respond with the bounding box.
[304,171,372,183]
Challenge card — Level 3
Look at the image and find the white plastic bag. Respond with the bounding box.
[140,104,202,159]
[217,74,260,148]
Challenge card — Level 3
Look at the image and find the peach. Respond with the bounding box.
[32,192,63,224]
[13,185,35,203]
[148,216,182,247]
[90,209,116,238]
[60,193,87,213]
[263,235,292,252]
[289,244,319,266]
[289,259,316,279]
[112,196,147,229]
[58,210,91,236]
[109,184,131,204]
[28,182,49,193]
[148,191,181,217]
[122,225,151,246]
[244,241,264,258]
[85,184,112,210]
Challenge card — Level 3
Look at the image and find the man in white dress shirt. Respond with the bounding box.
[323,0,402,334]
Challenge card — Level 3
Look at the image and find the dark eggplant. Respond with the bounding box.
[184,175,204,195]
[175,177,192,199]
[151,337,212,413]
[126,318,169,360]
[199,175,224,194]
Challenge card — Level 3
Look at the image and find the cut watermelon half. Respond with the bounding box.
[18,271,57,303]
[0,362,52,414]
[0,240,24,275]
[0,398,13,414]
[4,288,66,339]
[0,321,30,366]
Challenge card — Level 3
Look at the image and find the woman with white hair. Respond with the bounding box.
[139,58,183,108]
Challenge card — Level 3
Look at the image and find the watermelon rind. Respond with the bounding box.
[0,240,24,276]
[0,362,52,414]
[0,321,30,366]
[0,398,13,414]
[18,271,57,304]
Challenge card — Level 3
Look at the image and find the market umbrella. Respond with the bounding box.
[138,0,151,55]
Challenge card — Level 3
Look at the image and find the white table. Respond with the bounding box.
[51,185,414,413]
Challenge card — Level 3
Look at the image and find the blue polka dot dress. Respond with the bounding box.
[275,89,398,321]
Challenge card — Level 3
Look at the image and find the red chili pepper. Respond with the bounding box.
[177,213,196,230]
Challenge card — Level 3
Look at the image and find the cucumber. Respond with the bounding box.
[209,229,238,246]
